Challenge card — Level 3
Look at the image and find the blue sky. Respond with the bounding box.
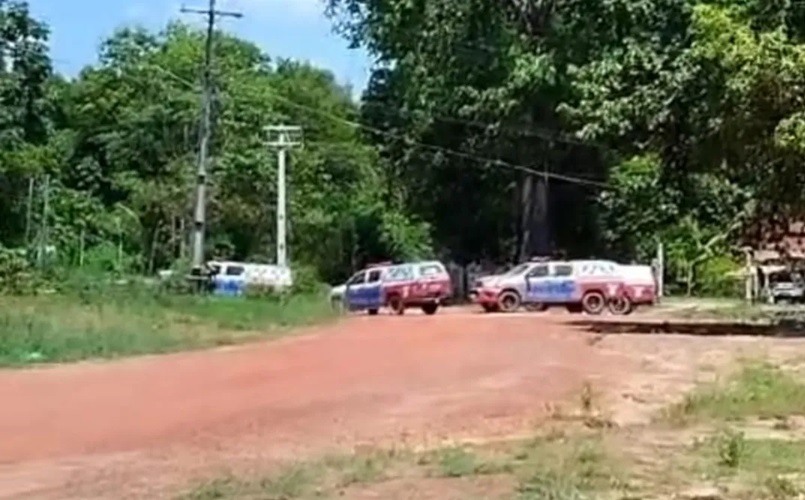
[29,0,372,93]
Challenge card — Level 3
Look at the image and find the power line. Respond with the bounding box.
[65,54,610,190]
[217,78,609,188]
[180,0,242,270]
[205,61,608,150]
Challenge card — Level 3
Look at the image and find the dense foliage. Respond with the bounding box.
[0,2,428,286]
[325,0,805,293]
[5,1,805,294]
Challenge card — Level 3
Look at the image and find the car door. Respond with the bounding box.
[344,271,368,310]
[524,264,550,302]
[546,262,576,301]
[364,269,384,309]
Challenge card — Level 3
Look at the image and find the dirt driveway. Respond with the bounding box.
[0,308,801,499]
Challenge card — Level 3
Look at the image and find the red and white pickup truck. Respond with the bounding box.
[331,260,453,315]
[471,259,656,314]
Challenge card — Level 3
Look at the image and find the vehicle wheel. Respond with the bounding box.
[497,290,521,313]
[582,291,606,315]
[388,295,405,315]
[608,295,633,315]
[524,302,547,312]
[482,304,500,313]
[421,303,439,315]
[368,308,379,316]
[566,304,583,314]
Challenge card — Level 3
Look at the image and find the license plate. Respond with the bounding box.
[428,283,442,292]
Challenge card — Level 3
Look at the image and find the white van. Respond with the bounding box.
[208,260,293,295]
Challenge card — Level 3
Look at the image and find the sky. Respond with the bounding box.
[28,0,372,94]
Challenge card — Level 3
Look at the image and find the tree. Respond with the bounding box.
[0,14,431,281]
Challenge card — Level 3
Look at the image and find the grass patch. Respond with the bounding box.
[0,289,336,366]
[180,450,402,500]
[695,434,805,475]
[179,435,626,500]
[682,432,805,498]
[662,361,805,424]
[674,305,769,322]
[323,449,407,487]
[513,434,626,498]
[418,446,511,478]
[182,463,324,500]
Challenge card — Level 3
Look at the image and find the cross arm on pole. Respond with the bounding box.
[180,6,243,17]
[265,125,303,148]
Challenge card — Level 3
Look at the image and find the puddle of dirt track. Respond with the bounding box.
[1,308,805,499]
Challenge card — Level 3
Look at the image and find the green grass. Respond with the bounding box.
[662,362,805,424]
[419,446,509,478]
[180,434,625,500]
[181,449,406,500]
[183,465,322,500]
[684,433,805,498]
[651,360,805,498]
[0,288,336,366]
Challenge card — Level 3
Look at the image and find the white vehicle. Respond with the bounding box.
[330,260,453,315]
[330,262,392,306]
[472,258,657,314]
[207,260,293,295]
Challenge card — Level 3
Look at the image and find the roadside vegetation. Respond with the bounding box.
[181,358,805,499]
[0,289,335,367]
[0,263,337,366]
[182,432,623,500]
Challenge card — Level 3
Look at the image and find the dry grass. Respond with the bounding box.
[181,357,805,500]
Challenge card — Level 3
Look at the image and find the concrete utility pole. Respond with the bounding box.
[266,125,302,268]
[181,0,242,270]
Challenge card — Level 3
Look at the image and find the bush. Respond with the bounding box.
[0,247,38,295]
[696,255,743,298]
[291,264,327,295]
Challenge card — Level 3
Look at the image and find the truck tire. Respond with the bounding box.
[497,290,521,313]
[607,295,633,315]
[421,303,439,315]
[388,295,405,315]
[368,308,379,316]
[581,291,606,315]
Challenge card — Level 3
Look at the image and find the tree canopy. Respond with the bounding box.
[324,0,805,292]
[0,4,428,283]
[4,0,805,293]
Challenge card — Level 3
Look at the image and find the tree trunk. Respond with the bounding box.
[533,174,549,256]
[686,264,694,296]
[517,173,534,262]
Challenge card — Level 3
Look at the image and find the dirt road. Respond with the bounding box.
[1,309,796,499]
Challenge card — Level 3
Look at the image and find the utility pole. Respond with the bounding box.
[181,0,242,270]
[24,176,34,247]
[266,125,302,268]
[38,174,50,267]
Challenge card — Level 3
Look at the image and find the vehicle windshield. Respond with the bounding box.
[770,271,799,284]
[504,263,531,277]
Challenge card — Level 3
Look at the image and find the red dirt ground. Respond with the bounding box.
[2,308,783,500]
